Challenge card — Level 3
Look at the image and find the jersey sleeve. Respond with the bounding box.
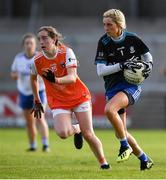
[11,57,18,72]
[135,36,150,55]
[30,61,38,75]
[65,48,77,68]
[94,39,107,65]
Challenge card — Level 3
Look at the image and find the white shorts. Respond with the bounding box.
[52,101,91,118]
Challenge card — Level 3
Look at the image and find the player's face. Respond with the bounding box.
[37,30,56,53]
[103,17,120,37]
[24,38,36,56]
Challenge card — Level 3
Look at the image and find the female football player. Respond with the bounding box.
[94,9,153,170]
[11,33,49,152]
[30,26,109,169]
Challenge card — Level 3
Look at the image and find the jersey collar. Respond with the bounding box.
[42,48,58,60]
[108,31,126,43]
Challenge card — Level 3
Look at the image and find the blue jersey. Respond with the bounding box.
[94,31,150,92]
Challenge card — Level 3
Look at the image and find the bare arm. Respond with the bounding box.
[30,74,41,102]
[42,67,77,84]
[56,67,77,84]
[10,72,18,80]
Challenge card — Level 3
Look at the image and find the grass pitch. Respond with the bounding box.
[0,128,166,179]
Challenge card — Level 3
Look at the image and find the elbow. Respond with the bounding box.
[11,76,17,80]
[68,75,77,83]
[97,69,104,77]
[70,76,77,83]
[10,73,17,80]
[97,64,105,77]
[97,73,104,77]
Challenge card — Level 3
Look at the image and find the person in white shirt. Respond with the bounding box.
[11,33,49,152]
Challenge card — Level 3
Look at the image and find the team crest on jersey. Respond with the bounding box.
[60,62,65,68]
[108,52,115,57]
[117,46,125,51]
[130,46,135,53]
[68,58,76,62]
[50,64,57,71]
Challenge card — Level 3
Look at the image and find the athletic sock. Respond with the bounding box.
[42,137,49,147]
[138,152,148,162]
[120,138,129,148]
[30,141,37,149]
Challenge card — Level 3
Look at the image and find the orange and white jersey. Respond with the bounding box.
[31,45,91,109]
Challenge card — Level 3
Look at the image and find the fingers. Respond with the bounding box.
[34,110,42,119]
[42,72,47,77]
[42,74,47,79]
[125,62,142,71]
[42,68,51,76]
[31,109,34,114]
[42,68,52,74]
[142,67,150,73]
[42,68,50,72]
[32,108,44,119]
[41,106,44,113]
[131,67,136,73]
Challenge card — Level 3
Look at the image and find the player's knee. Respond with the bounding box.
[56,130,68,139]
[104,104,115,118]
[104,104,111,115]
[83,131,94,141]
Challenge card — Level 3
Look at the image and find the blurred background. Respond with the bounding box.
[1,0,166,129]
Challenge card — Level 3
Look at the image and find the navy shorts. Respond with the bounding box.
[105,81,142,105]
[18,90,46,110]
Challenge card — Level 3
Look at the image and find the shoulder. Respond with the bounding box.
[34,51,43,61]
[14,52,25,60]
[98,33,110,46]
[66,47,76,61]
[125,31,137,37]
[66,46,74,54]
[125,31,146,45]
[124,31,142,40]
[58,44,67,54]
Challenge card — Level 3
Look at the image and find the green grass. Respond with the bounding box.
[0,128,166,179]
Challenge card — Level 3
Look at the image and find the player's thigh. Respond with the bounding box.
[105,91,129,112]
[75,109,94,135]
[23,109,34,123]
[74,101,93,133]
[53,113,73,134]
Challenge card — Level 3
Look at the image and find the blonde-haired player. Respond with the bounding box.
[94,9,153,170]
[30,26,110,169]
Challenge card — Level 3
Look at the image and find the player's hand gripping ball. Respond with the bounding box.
[124,62,145,85]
